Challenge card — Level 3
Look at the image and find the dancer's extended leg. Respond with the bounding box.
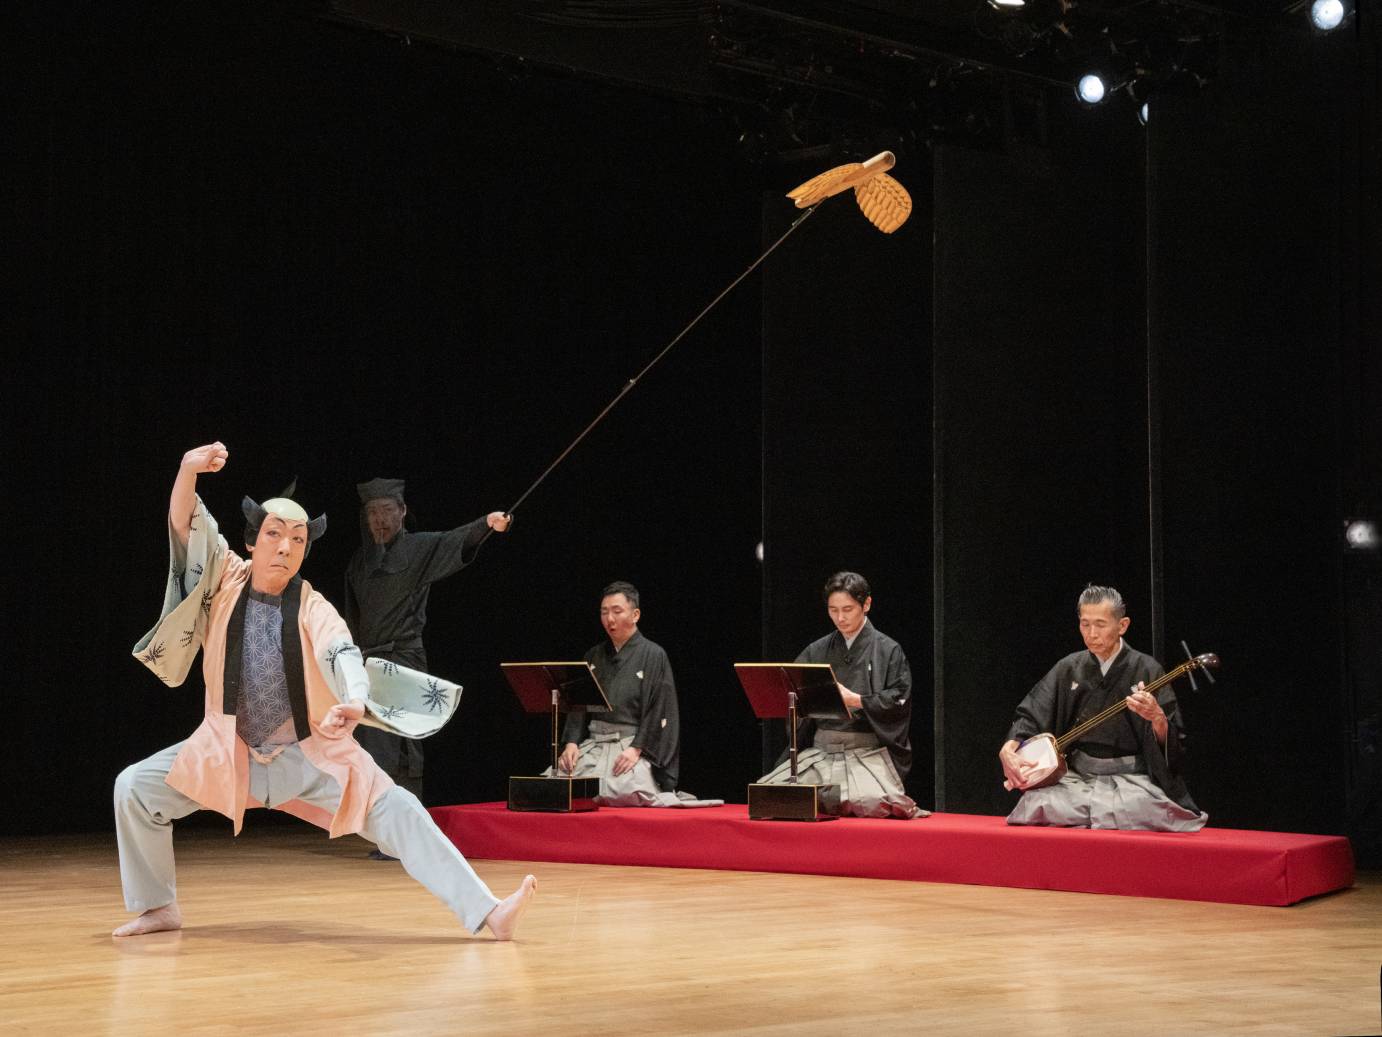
[112,742,200,937]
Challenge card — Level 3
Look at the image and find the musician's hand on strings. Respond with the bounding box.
[1125,682,1165,722]
[1126,682,1170,744]
[837,683,864,712]
[611,746,642,777]
[558,742,580,774]
[486,511,512,533]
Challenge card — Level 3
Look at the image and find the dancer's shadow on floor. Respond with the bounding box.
[105,920,478,955]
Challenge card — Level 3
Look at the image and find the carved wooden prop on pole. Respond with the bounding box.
[488,152,911,534]
[786,151,913,234]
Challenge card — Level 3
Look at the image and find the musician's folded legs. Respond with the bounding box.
[1006,774,1093,827]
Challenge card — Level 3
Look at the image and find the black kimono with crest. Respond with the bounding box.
[792,621,915,782]
[561,631,682,792]
[1006,643,1199,813]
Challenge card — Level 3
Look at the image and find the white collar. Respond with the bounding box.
[1097,638,1125,676]
[844,618,869,650]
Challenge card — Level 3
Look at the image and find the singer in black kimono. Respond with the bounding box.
[757,571,926,819]
[999,584,1207,831]
[549,582,720,807]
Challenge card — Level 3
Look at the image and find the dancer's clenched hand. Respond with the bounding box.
[181,442,228,474]
[318,699,365,739]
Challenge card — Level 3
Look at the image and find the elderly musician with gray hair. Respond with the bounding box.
[998,584,1207,831]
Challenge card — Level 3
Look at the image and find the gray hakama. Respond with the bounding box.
[756,621,925,819]
[546,720,722,808]
[757,729,926,819]
[1006,750,1207,831]
[1005,643,1207,832]
[544,632,721,807]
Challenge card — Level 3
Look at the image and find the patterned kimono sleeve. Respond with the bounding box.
[304,594,369,706]
[131,495,228,687]
[304,592,462,738]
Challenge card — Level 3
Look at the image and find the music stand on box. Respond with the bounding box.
[502,661,611,812]
[736,662,850,821]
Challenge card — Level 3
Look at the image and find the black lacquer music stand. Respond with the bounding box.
[736,662,850,821]
[502,662,611,812]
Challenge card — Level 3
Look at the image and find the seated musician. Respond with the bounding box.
[999,584,1207,831]
[548,582,720,808]
[757,572,926,819]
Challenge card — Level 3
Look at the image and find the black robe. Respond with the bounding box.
[1006,643,1199,813]
[562,630,681,792]
[791,621,915,781]
[343,518,490,670]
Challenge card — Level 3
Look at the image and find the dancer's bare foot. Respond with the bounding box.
[483,875,536,941]
[112,902,183,938]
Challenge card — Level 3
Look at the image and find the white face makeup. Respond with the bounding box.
[249,514,308,594]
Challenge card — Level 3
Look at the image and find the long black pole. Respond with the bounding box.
[487,202,821,534]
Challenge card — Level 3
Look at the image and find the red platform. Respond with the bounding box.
[430,802,1354,907]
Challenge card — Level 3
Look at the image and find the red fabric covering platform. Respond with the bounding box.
[430,803,1354,907]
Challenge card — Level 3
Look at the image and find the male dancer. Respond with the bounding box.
[115,442,535,938]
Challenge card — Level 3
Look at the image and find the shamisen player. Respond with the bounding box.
[998,584,1206,831]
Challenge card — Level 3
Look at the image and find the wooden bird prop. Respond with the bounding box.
[786,150,912,233]
[476,155,905,541]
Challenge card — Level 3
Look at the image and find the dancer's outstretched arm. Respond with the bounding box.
[170,441,228,548]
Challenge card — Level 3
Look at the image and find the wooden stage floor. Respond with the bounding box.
[2,825,1378,1036]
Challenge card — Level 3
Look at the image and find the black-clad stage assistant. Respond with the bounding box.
[503,662,611,812]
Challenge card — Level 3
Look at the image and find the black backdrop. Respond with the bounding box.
[760,178,933,801]
[8,2,1379,849]
[932,118,1149,818]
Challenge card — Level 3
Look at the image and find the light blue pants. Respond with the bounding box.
[114,741,500,932]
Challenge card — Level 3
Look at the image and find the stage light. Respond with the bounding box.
[1139,101,1149,125]
[1345,519,1378,550]
[1076,73,1107,104]
[987,0,1026,8]
[1310,0,1346,31]
[755,541,765,563]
